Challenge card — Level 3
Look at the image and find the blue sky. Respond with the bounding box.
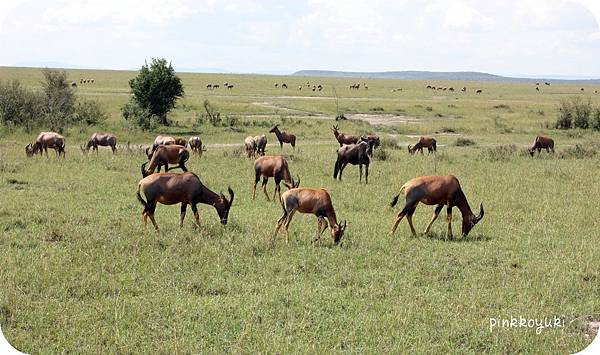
[0,0,599,77]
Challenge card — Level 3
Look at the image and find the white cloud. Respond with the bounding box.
[443,2,493,31]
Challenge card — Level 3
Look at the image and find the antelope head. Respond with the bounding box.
[331,220,347,244]
[216,187,235,225]
[462,202,484,236]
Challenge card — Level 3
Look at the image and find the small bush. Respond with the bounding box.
[592,108,600,131]
[73,100,108,125]
[374,148,389,161]
[493,104,511,110]
[379,136,399,150]
[425,106,433,112]
[370,107,384,112]
[558,144,596,159]
[454,138,475,146]
[555,97,592,129]
[480,144,517,162]
[439,127,456,133]
[121,99,158,131]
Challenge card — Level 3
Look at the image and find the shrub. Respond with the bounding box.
[592,108,600,131]
[374,148,389,161]
[555,97,592,129]
[73,100,108,126]
[121,99,157,131]
[454,138,475,146]
[480,144,517,162]
[0,80,44,132]
[128,58,184,125]
[198,99,221,126]
[573,98,591,129]
[379,136,399,150]
[558,144,596,159]
[370,107,384,112]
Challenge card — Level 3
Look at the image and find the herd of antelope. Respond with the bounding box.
[23,118,557,246]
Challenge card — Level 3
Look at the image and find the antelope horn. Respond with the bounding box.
[228,187,235,206]
[477,202,484,221]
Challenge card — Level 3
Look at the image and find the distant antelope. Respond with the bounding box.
[26,132,65,158]
[282,83,287,89]
[581,88,585,92]
[137,172,234,230]
[269,125,296,150]
[141,144,190,177]
[461,87,466,92]
[207,84,212,89]
[244,136,256,158]
[333,141,370,184]
[448,87,454,92]
[147,135,176,158]
[90,79,95,83]
[81,132,117,154]
[536,87,540,92]
[213,84,220,89]
[274,83,278,88]
[476,89,482,94]
[227,84,234,89]
[360,134,380,156]
[528,135,554,157]
[188,136,206,156]
[545,82,550,86]
[317,84,323,91]
[298,86,302,90]
[390,175,484,238]
[408,136,437,155]
[71,82,77,88]
[173,137,187,147]
[331,125,359,146]
[252,155,299,201]
[274,188,346,244]
[253,134,267,156]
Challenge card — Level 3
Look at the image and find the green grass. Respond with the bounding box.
[1,67,600,353]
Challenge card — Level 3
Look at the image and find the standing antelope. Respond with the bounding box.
[331,125,359,146]
[274,188,347,244]
[141,145,190,177]
[188,136,206,156]
[408,136,437,155]
[26,132,65,157]
[528,135,554,157]
[81,132,117,154]
[269,125,296,150]
[253,156,299,201]
[253,134,267,156]
[137,172,234,230]
[390,175,484,239]
[360,134,380,157]
[173,137,187,147]
[244,136,256,158]
[333,141,370,184]
[147,135,176,157]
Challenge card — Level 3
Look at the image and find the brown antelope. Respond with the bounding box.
[333,141,370,184]
[360,134,380,156]
[253,134,267,156]
[26,132,65,157]
[227,84,234,89]
[408,136,437,155]
[141,144,190,177]
[252,155,299,201]
[81,132,117,154]
[282,83,288,89]
[207,84,212,89]
[188,136,206,156]
[269,125,296,150]
[331,125,360,146]
[390,175,484,238]
[528,135,555,157]
[274,83,278,88]
[244,136,256,158]
[147,135,176,157]
[476,89,482,94]
[136,172,234,230]
[173,137,187,147]
[274,188,347,244]
[461,86,466,92]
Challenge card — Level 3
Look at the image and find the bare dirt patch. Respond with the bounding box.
[346,113,421,126]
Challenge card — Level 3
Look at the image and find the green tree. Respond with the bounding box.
[41,68,76,132]
[128,58,184,125]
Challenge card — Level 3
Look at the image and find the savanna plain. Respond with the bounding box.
[1,67,600,353]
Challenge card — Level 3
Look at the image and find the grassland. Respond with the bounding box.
[1,66,600,353]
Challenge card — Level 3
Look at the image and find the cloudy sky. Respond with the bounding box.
[0,0,599,77]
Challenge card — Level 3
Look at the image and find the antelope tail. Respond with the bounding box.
[390,185,406,208]
[136,184,147,208]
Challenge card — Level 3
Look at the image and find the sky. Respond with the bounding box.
[0,0,599,78]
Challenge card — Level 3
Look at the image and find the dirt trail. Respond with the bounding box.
[346,113,421,126]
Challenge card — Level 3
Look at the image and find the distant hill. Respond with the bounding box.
[292,70,600,84]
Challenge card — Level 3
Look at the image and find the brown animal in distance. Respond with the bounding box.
[269,125,296,150]
[253,155,299,201]
[141,144,190,177]
[333,141,371,184]
[408,136,437,155]
[253,134,267,156]
[26,132,65,157]
[136,172,234,230]
[274,188,347,244]
[528,135,555,157]
[244,136,256,158]
[390,175,484,238]
[331,125,360,146]
[81,132,117,154]
[188,136,206,156]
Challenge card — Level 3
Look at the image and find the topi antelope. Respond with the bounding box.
[274,188,347,244]
[333,141,370,184]
[528,135,554,157]
[244,136,256,158]
[141,144,190,177]
[390,175,484,238]
[408,136,437,155]
[253,155,299,201]
[81,132,117,154]
[269,125,296,150]
[331,125,360,146]
[173,137,187,147]
[360,134,380,157]
[253,134,267,156]
[137,172,234,230]
[147,135,176,158]
[26,132,65,158]
[188,136,206,156]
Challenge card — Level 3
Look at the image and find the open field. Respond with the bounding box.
[1,66,600,353]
